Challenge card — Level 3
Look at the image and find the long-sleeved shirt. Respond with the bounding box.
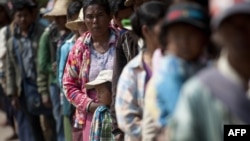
[63,27,119,128]
[58,35,76,116]
[115,51,148,140]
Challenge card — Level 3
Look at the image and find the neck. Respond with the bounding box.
[228,53,250,90]
[92,29,110,43]
[143,45,155,70]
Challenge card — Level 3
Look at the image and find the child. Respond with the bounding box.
[86,70,114,141]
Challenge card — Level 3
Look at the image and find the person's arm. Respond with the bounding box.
[37,30,51,106]
[62,39,95,113]
[38,30,52,74]
[142,79,161,141]
[0,27,7,89]
[6,38,17,97]
[59,42,71,90]
[115,66,142,138]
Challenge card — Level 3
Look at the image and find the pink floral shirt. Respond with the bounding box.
[63,27,120,128]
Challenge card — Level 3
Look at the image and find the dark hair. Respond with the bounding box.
[67,0,82,20]
[12,1,36,14]
[110,0,132,17]
[130,1,166,38]
[82,0,111,16]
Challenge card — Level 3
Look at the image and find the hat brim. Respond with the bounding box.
[43,9,67,18]
[65,20,84,30]
[85,79,108,89]
[212,3,250,29]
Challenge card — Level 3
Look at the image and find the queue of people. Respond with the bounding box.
[0,0,249,141]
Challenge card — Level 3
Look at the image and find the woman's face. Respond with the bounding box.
[143,19,164,49]
[167,23,207,61]
[84,4,111,37]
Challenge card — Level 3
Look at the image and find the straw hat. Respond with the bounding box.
[85,70,113,89]
[65,8,85,30]
[44,0,72,17]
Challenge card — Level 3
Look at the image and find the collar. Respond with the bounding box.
[83,27,118,47]
[217,52,245,87]
[129,50,144,69]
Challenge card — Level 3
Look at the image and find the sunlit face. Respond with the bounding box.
[84,4,111,37]
[167,23,207,61]
[95,83,112,106]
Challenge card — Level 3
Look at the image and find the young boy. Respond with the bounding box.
[86,70,114,141]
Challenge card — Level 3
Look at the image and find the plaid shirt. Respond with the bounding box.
[63,27,119,128]
[90,106,114,141]
[115,51,147,140]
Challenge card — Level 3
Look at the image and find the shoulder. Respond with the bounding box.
[180,67,217,101]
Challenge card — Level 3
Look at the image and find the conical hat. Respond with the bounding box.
[65,8,85,30]
[44,0,72,17]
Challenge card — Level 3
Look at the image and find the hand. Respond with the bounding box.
[115,133,124,141]
[41,94,51,108]
[11,96,20,110]
[52,62,57,75]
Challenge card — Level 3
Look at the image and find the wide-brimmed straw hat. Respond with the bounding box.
[65,8,85,30]
[44,0,71,18]
[85,70,113,89]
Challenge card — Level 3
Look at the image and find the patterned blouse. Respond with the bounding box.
[63,27,119,128]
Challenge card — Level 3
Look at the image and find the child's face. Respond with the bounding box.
[95,83,112,106]
[166,23,207,61]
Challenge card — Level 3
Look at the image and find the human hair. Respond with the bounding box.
[130,1,166,38]
[82,0,111,16]
[12,1,36,14]
[67,0,82,20]
[110,0,132,17]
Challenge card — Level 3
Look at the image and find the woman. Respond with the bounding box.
[62,0,120,140]
[115,1,166,140]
